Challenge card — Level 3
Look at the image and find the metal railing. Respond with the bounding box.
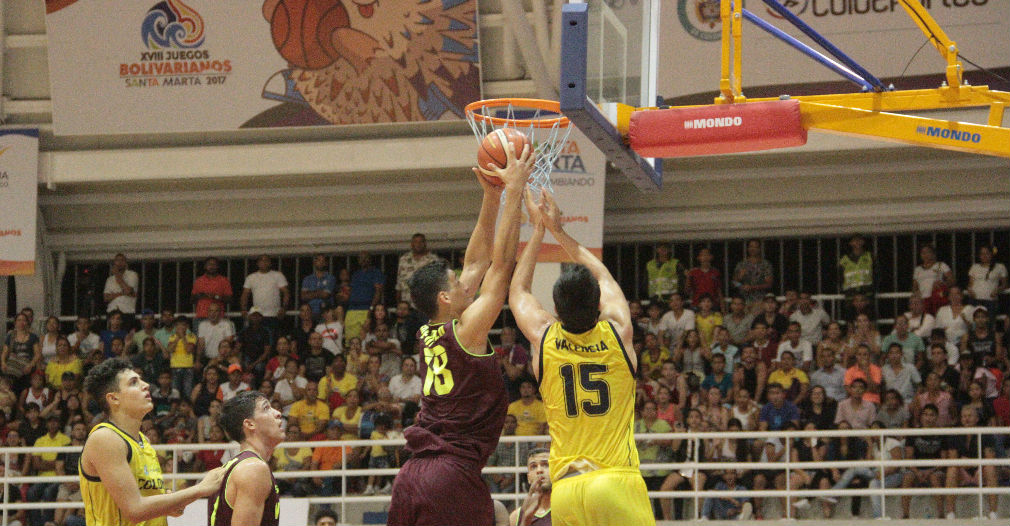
[3,428,1008,524]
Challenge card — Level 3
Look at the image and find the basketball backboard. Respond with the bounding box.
[560,0,662,190]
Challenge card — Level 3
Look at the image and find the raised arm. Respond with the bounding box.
[457,169,506,296]
[538,191,634,366]
[509,189,557,380]
[456,142,533,351]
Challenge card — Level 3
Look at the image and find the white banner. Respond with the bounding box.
[0,129,39,276]
[44,0,482,135]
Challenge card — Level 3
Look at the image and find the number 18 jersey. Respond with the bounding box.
[406,320,508,465]
[539,320,639,482]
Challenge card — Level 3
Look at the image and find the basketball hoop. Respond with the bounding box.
[465,98,573,195]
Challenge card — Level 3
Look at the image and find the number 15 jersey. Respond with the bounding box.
[538,320,640,482]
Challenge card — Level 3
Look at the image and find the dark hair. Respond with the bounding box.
[220,391,268,442]
[922,403,939,414]
[408,260,450,318]
[850,378,867,388]
[373,413,393,430]
[83,358,135,413]
[553,264,600,333]
[528,448,550,461]
[314,508,338,524]
[884,388,903,404]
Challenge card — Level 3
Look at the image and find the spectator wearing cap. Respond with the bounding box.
[310,421,347,496]
[218,364,251,402]
[167,316,198,396]
[128,309,161,355]
[191,256,233,323]
[751,294,789,341]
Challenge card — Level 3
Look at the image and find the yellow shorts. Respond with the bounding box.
[551,466,655,526]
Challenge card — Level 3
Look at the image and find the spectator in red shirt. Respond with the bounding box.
[191,257,233,322]
[195,424,228,471]
[686,248,723,311]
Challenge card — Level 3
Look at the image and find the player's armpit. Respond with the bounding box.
[229,459,273,526]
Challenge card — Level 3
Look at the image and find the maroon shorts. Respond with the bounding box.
[387,454,493,526]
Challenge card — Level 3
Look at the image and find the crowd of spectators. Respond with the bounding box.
[1,235,1007,524]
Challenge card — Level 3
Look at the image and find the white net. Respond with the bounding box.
[465,100,573,195]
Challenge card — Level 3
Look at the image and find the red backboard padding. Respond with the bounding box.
[629,99,807,157]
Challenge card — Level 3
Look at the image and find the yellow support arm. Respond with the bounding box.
[894,0,962,90]
[800,101,1009,157]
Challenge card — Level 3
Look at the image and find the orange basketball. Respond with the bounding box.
[477,128,531,181]
[270,0,348,70]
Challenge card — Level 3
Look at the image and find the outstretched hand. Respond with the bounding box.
[524,187,543,228]
[472,167,505,197]
[537,188,562,233]
[477,137,535,189]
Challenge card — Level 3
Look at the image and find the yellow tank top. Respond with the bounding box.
[80,422,166,526]
[539,320,639,482]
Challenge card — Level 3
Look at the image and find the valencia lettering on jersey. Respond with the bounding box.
[554,338,609,353]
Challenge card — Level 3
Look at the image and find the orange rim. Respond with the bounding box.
[465,98,571,129]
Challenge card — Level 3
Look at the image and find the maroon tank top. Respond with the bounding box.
[208,450,279,526]
[405,320,508,465]
[530,510,552,526]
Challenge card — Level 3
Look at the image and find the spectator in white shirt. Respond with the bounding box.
[912,244,953,315]
[788,292,830,346]
[314,305,344,355]
[197,303,235,362]
[67,316,101,356]
[934,286,975,347]
[659,292,695,349]
[966,245,1008,316]
[904,295,936,340]
[776,322,813,370]
[240,255,290,334]
[388,356,422,405]
[103,253,139,319]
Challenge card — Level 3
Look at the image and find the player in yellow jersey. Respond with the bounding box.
[509,189,655,526]
[80,358,225,525]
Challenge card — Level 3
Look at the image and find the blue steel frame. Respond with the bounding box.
[740,9,874,91]
[559,2,662,191]
[759,0,886,91]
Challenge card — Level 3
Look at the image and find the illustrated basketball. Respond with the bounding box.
[269,0,349,70]
[477,128,531,182]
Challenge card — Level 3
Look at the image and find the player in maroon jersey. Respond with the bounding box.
[387,142,534,526]
[209,391,285,526]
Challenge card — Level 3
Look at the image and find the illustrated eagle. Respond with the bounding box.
[256,0,480,125]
